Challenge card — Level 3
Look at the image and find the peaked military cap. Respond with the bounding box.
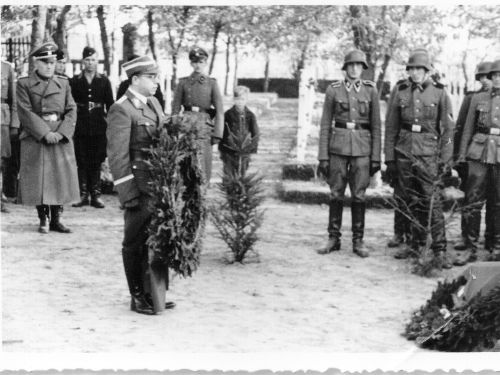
[30,42,58,60]
[122,55,159,78]
[487,60,500,79]
[189,47,209,62]
[56,49,66,61]
[82,46,97,59]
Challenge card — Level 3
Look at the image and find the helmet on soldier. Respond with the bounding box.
[487,60,500,79]
[475,61,492,81]
[342,50,368,70]
[406,51,432,72]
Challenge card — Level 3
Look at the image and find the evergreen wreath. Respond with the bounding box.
[404,275,500,351]
[146,114,206,277]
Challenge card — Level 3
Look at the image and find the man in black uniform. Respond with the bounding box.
[55,50,70,78]
[70,47,114,208]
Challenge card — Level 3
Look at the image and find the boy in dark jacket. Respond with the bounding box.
[219,86,259,176]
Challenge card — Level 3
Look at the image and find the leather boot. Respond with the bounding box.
[36,205,49,234]
[49,205,71,233]
[317,199,342,254]
[73,169,90,207]
[352,201,369,258]
[1,201,9,213]
[454,213,467,250]
[90,169,105,208]
[388,209,406,247]
[123,247,155,315]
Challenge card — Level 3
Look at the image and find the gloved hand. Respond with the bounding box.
[44,132,59,144]
[385,161,398,183]
[370,161,381,177]
[123,197,140,210]
[317,160,329,179]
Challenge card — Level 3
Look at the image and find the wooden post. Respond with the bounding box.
[296,68,315,162]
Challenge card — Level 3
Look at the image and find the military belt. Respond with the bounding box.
[77,102,103,111]
[130,150,150,161]
[40,113,60,122]
[401,122,431,133]
[334,121,370,130]
[476,127,500,136]
[184,106,209,113]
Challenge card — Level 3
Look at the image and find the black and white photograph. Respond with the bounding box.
[1,1,500,372]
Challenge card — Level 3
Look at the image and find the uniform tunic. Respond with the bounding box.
[318,79,381,202]
[16,71,79,205]
[385,79,454,251]
[172,72,224,182]
[1,61,20,158]
[458,88,500,250]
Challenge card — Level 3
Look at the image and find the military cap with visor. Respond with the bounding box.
[30,42,58,60]
[189,47,209,63]
[342,49,368,70]
[121,55,159,79]
[406,51,432,72]
[487,60,500,79]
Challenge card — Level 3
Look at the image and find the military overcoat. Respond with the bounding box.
[1,61,20,158]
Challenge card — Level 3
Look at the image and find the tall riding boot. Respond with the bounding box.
[454,208,480,266]
[72,169,90,207]
[484,191,495,251]
[317,199,343,254]
[123,247,155,315]
[489,206,500,261]
[388,209,406,247]
[454,214,468,251]
[49,205,71,233]
[36,205,49,234]
[90,168,105,208]
[352,201,369,258]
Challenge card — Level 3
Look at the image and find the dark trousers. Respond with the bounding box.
[392,173,411,241]
[463,161,500,251]
[220,151,250,178]
[122,196,153,296]
[3,136,20,198]
[396,156,447,252]
[74,135,107,195]
[327,154,370,203]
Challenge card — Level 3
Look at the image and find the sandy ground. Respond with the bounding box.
[1,193,471,353]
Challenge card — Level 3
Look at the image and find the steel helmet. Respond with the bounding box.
[487,60,500,79]
[475,62,492,81]
[406,51,432,72]
[342,49,368,70]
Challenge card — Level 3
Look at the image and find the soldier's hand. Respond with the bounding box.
[317,160,329,179]
[123,197,140,210]
[54,132,64,143]
[370,161,381,177]
[385,161,397,183]
[44,132,59,144]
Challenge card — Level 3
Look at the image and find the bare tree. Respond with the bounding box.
[97,5,111,75]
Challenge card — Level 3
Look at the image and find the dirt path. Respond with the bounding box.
[2,195,463,352]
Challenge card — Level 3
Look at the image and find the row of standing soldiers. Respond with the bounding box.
[317,48,500,269]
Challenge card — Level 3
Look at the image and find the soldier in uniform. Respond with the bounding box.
[16,42,79,233]
[172,46,224,183]
[453,62,493,253]
[70,47,114,208]
[55,50,69,78]
[385,50,454,269]
[317,50,381,258]
[1,60,20,213]
[456,59,500,264]
[107,55,175,315]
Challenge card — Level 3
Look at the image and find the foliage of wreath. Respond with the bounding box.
[146,114,206,277]
[404,276,500,351]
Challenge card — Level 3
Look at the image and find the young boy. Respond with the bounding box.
[219,86,259,176]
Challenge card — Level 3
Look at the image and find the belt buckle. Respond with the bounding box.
[88,101,95,111]
[192,106,200,112]
[411,124,422,133]
[490,128,500,136]
[346,122,356,130]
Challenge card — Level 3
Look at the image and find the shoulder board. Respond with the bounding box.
[330,80,341,88]
[432,81,445,89]
[18,74,29,80]
[398,82,409,90]
[362,80,376,87]
[116,96,127,104]
[55,74,68,80]
[396,79,406,85]
[210,77,216,81]
[179,76,188,81]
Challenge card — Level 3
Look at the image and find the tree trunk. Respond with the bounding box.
[44,7,56,42]
[224,35,231,95]
[147,8,157,61]
[208,21,222,75]
[233,37,239,92]
[376,54,391,93]
[171,53,178,92]
[263,51,270,92]
[54,5,71,57]
[122,22,139,63]
[97,6,111,75]
[30,5,47,72]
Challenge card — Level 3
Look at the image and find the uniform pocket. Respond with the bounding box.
[358,99,370,117]
[329,128,350,155]
[476,103,490,126]
[466,133,487,161]
[423,103,437,119]
[351,129,371,156]
[412,133,438,156]
[131,161,153,195]
[335,100,349,114]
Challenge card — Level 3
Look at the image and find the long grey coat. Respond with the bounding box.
[16,71,79,205]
